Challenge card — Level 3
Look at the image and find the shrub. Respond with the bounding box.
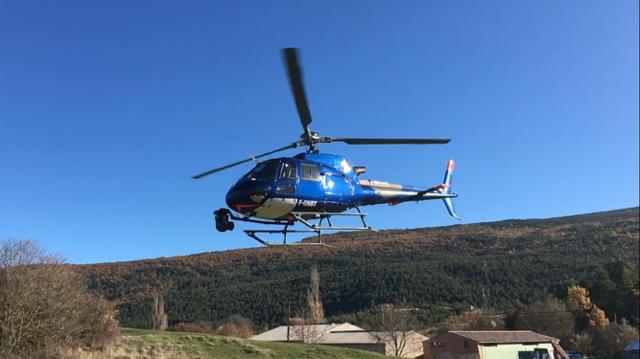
[513,296,575,347]
[0,239,119,357]
[215,315,254,338]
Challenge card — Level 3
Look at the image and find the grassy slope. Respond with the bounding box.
[88,328,389,359]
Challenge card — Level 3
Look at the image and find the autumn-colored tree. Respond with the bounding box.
[567,285,609,328]
[568,285,592,310]
[587,308,609,330]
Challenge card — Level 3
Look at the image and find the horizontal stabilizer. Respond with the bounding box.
[443,197,460,220]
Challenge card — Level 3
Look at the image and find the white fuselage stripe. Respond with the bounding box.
[254,198,298,219]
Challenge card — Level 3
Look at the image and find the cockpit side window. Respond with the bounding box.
[301,163,321,181]
[280,162,297,180]
[248,161,279,181]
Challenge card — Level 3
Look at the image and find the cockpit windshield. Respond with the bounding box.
[246,160,280,181]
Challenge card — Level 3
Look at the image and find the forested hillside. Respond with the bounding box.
[79,207,639,330]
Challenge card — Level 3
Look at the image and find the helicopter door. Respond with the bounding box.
[298,163,324,208]
[274,161,297,197]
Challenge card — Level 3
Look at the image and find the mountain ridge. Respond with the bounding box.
[84,206,638,265]
[79,207,639,329]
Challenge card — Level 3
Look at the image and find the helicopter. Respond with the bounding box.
[192,48,459,245]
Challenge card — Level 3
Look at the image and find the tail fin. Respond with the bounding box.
[442,159,454,194]
[442,160,460,220]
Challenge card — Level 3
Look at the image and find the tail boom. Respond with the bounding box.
[356,160,460,220]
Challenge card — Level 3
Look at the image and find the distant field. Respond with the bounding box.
[75,328,389,359]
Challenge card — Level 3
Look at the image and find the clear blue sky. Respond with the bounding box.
[1,1,638,264]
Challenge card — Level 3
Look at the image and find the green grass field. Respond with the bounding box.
[91,328,389,359]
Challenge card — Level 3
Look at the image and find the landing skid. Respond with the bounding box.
[216,208,377,246]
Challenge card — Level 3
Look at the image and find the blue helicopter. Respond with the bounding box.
[193,48,459,245]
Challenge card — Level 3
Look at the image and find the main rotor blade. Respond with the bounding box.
[330,138,451,145]
[282,48,313,140]
[191,143,299,179]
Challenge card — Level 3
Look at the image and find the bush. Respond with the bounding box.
[0,239,119,357]
[215,315,254,338]
[589,321,639,359]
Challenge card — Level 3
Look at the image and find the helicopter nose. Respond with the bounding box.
[225,190,254,214]
[226,183,272,214]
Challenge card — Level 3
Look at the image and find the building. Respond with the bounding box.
[251,322,428,358]
[251,322,364,342]
[323,330,427,358]
[424,331,569,359]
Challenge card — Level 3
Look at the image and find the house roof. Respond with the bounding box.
[251,323,365,342]
[322,331,383,344]
[322,330,428,345]
[251,323,428,346]
[449,331,558,344]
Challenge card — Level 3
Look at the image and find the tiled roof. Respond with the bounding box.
[449,331,558,344]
